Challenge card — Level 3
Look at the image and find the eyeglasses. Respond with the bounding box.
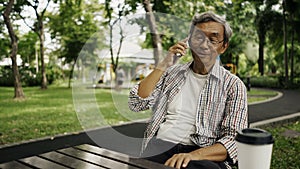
[209,39,224,45]
[191,30,224,46]
[191,35,224,46]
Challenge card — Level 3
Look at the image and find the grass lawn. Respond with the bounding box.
[247,88,278,103]
[262,120,300,169]
[0,86,150,145]
[0,86,82,144]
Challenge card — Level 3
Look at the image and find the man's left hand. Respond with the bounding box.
[164,153,195,169]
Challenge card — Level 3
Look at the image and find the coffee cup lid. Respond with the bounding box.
[236,128,274,145]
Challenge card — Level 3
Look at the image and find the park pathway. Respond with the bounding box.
[248,89,300,123]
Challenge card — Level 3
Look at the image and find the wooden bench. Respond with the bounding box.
[1,121,243,169]
[0,121,242,168]
[0,144,172,169]
[0,122,175,168]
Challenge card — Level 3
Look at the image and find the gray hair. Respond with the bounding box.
[190,11,233,44]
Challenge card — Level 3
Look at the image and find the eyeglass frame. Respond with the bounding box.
[188,20,229,48]
[189,28,225,47]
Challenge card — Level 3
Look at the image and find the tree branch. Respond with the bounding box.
[41,0,51,17]
[3,0,16,44]
[18,13,36,32]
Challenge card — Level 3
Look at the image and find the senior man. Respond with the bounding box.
[128,11,248,169]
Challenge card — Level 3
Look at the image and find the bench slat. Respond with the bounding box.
[76,144,173,169]
[39,151,106,169]
[18,156,69,169]
[57,146,140,169]
[0,161,33,169]
[76,144,131,162]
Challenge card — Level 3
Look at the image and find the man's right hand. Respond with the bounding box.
[156,38,189,71]
[137,38,188,98]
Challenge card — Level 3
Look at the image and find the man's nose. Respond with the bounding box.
[199,39,210,50]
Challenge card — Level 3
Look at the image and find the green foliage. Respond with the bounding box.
[0,0,299,89]
[47,0,104,87]
[140,13,191,51]
[220,1,256,64]
[0,36,10,58]
[48,0,102,64]
[127,0,227,51]
[18,32,38,65]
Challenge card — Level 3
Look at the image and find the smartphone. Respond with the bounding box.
[173,36,190,63]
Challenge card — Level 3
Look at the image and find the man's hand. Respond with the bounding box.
[156,38,189,71]
[137,38,188,98]
[164,143,227,169]
[164,153,195,169]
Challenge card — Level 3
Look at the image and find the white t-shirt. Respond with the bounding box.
[156,68,207,145]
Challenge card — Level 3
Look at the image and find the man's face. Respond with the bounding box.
[189,21,228,70]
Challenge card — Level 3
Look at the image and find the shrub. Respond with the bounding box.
[0,66,14,86]
[46,65,65,85]
[248,76,282,88]
[0,65,65,87]
[243,75,300,89]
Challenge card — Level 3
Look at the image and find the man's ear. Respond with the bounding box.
[219,42,229,54]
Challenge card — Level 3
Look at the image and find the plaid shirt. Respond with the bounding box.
[128,60,248,167]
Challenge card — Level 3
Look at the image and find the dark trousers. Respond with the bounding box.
[141,138,227,169]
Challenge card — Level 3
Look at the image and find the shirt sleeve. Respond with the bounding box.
[128,70,168,112]
[216,77,248,164]
[128,84,156,112]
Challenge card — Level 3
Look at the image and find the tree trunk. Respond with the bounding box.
[290,19,295,84]
[109,23,115,70]
[115,31,124,73]
[68,59,76,88]
[283,0,289,86]
[29,0,50,89]
[3,0,25,99]
[258,33,265,76]
[39,19,48,89]
[143,0,163,66]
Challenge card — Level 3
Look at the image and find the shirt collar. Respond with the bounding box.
[180,59,223,80]
[210,59,223,80]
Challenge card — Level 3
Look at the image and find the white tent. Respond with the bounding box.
[98,42,155,64]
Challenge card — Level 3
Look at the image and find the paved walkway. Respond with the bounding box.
[94,83,300,123]
[249,89,300,123]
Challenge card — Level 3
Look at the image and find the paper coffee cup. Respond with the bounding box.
[236,128,274,169]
